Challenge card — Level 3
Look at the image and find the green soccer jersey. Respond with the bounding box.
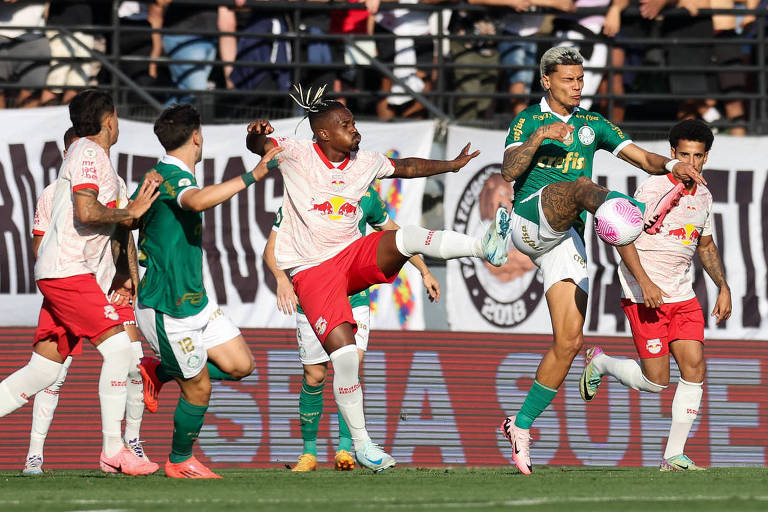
[505,99,631,227]
[273,185,390,312]
[131,160,207,318]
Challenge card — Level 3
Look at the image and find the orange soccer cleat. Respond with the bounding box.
[138,356,164,413]
[164,456,222,479]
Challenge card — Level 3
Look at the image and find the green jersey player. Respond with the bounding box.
[264,186,440,472]
[497,46,706,475]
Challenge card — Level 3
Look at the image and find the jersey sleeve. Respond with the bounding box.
[32,184,55,236]
[373,152,395,179]
[70,144,105,194]
[593,113,632,155]
[362,187,389,228]
[701,197,713,237]
[504,110,536,150]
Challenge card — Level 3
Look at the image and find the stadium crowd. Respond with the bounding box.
[0,1,760,129]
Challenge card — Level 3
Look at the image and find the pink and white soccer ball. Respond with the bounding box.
[593,198,643,246]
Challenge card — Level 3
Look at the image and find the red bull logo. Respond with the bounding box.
[309,196,358,220]
[666,223,700,245]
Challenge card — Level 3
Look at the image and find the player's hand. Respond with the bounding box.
[144,169,164,185]
[108,275,134,307]
[639,0,666,19]
[247,119,274,136]
[451,143,480,171]
[711,286,732,324]
[422,271,441,303]
[538,122,574,145]
[126,177,161,219]
[603,6,622,37]
[276,277,299,315]
[670,161,707,185]
[251,145,284,181]
[640,281,669,309]
[552,0,576,12]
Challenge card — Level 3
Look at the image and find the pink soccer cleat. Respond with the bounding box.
[499,416,532,475]
[100,447,159,475]
[644,182,686,234]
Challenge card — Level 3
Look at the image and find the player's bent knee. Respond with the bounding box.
[303,365,327,386]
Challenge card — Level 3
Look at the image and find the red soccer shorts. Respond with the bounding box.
[622,297,705,359]
[292,231,397,344]
[35,274,124,358]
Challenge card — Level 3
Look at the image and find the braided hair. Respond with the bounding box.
[289,83,346,132]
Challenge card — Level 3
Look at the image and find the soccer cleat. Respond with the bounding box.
[100,447,159,475]
[291,453,318,472]
[138,356,164,413]
[22,455,44,476]
[659,454,706,472]
[644,182,686,234]
[334,449,355,471]
[165,456,222,479]
[482,206,511,267]
[580,346,604,402]
[126,438,151,462]
[499,417,532,475]
[355,440,396,472]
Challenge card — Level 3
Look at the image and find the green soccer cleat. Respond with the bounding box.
[660,454,706,472]
[580,346,604,402]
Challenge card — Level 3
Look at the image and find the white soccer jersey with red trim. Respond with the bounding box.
[32,182,56,236]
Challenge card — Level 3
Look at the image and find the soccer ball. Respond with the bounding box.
[593,198,643,246]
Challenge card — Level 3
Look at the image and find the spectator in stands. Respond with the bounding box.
[596,0,627,122]
[329,0,378,107]
[498,0,575,116]
[39,0,96,105]
[0,0,49,108]
[156,0,218,106]
[218,0,246,90]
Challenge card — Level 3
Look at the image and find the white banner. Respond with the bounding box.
[445,124,767,339]
[0,106,432,329]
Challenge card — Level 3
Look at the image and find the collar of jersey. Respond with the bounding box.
[539,97,578,123]
[313,143,350,170]
[666,172,697,195]
[160,154,194,175]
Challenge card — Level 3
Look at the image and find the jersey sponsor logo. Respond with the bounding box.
[452,165,543,328]
[163,181,177,198]
[81,161,97,180]
[178,178,192,187]
[315,316,327,335]
[338,382,361,395]
[535,152,585,173]
[531,114,551,121]
[511,118,526,142]
[686,408,699,416]
[666,223,700,245]
[331,174,346,192]
[608,122,626,139]
[575,114,599,121]
[103,305,119,320]
[176,292,205,306]
[309,196,358,220]
[578,125,595,145]
[83,147,97,159]
[646,338,662,355]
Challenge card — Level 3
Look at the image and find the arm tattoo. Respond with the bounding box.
[74,189,134,225]
[392,158,453,179]
[111,226,130,275]
[127,231,139,291]
[698,241,727,289]
[502,137,541,182]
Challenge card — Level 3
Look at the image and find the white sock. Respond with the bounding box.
[395,225,483,260]
[592,353,666,393]
[97,331,132,457]
[329,344,370,451]
[0,353,63,417]
[27,356,73,459]
[123,341,145,443]
[664,378,703,459]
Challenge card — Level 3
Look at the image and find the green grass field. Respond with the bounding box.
[1,466,766,512]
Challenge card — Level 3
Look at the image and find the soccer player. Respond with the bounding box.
[23,127,153,475]
[246,86,509,472]
[497,47,706,475]
[580,119,730,471]
[0,89,160,475]
[264,187,440,472]
[133,104,282,479]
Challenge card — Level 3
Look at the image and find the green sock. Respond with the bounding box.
[169,397,208,463]
[607,190,645,214]
[337,409,353,452]
[299,379,324,456]
[206,361,237,381]
[514,380,557,430]
[156,364,173,384]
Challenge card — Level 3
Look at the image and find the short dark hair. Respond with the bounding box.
[308,101,347,130]
[669,119,714,151]
[69,89,115,137]
[154,104,201,151]
[63,126,78,151]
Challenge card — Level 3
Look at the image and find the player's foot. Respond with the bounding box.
[125,438,151,462]
[291,453,318,472]
[334,449,355,471]
[659,454,705,472]
[165,456,222,479]
[356,440,396,472]
[499,416,532,475]
[22,455,43,476]
[100,447,159,475]
[482,206,511,267]
[138,356,164,413]
[580,346,604,402]
[644,182,686,234]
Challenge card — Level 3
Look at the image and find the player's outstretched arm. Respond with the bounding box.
[263,229,299,315]
[616,243,670,308]
[697,235,731,323]
[181,146,283,212]
[74,177,160,228]
[246,119,276,156]
[617,143,706,185]
[501,122,573,182]
[391,143,480,179]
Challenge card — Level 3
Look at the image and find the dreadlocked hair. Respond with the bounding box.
[288,83,346,132]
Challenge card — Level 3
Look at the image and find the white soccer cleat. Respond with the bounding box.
[660,454,705,472]
[355,440,396,473]
[22,454,44,476]
[580,346,604,402]
[499,416,532,475]
[482,206,510,267]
